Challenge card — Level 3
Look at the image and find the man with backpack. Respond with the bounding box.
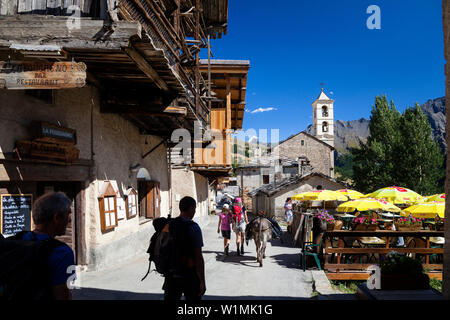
[231,197,248,255]
[0,192,75,300]
[161,196,206,301]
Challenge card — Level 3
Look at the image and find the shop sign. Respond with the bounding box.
[0,61,86,89]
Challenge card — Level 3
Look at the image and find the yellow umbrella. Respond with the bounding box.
[292,192,310,201]
[336,189,365,200]
[401,201,444,219]
[366,186,422,204]
[337,198,401,213]
[302,190,348,201]
[425,193,445,202]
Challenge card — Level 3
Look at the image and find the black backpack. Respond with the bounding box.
[141,217,193,281]
[0,231,64,300]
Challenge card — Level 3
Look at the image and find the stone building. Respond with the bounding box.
[0,0,236,271]
[235,89,336,212]
[248,172,346,219]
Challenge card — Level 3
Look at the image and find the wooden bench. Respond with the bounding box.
[323,230,444,281]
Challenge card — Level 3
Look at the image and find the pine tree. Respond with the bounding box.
[351,95,401,193]
[396,103,444,194]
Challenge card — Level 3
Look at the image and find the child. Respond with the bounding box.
[217,204,232,255]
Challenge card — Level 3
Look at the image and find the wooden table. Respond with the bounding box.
[323,230,444,281]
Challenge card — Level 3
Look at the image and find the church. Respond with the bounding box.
[235,88,346,215]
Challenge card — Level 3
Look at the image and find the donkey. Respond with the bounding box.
[249,217,272,267]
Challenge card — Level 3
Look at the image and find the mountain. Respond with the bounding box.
[313,97,446,154]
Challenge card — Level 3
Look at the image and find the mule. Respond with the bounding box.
[249,217,272,267]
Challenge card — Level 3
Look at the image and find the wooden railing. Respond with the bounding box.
[322,230,444,280]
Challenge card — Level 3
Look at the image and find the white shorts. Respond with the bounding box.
[233,223,246,233]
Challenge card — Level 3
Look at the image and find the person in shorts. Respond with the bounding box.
[217,204,232,255]
[231,197,248,255]
[284,198,293,233]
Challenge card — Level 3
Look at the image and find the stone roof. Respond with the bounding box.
[247,172,347,197]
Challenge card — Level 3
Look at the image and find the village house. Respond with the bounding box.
[0,0,246,271]
[248,172,346,219]
[235,88,336,212]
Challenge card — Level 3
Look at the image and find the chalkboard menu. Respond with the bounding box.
[0,194,33,237]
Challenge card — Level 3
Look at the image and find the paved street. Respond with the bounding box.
[72,216,318,300]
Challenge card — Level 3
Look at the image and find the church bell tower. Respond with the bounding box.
[312,87,334,148]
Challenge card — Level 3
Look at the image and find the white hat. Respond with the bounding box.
[223,204,229,209]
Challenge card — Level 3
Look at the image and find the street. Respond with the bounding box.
[72,216,317,300]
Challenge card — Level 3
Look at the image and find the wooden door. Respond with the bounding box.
[138,180,160,219]
[36,182,80,262]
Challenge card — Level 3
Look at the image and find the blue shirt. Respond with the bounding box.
[23,232,76,286]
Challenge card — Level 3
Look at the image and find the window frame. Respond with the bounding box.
[98,181,118,232]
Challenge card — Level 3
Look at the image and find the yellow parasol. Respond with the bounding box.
[366,186,422,204]
[291,192,310,201]
[336,189,365,200]
[337,198,401,213]
[424,193,445,203]
[301,190,348,201]
[401,201,444,219]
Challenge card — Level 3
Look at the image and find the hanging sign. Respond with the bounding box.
[0,61,86,89]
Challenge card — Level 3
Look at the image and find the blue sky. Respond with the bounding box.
[200,0,445,142]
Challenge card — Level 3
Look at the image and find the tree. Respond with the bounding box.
[351,96,444,195]
[396,104,444,194]
[351,95,401,193]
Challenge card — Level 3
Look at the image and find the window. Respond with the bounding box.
[322,106,328,117]
[125,188,138,219]
[322,122,329,132]
[301,140,305,146]
[98,181,118,231]
[263,175,270,184]
[316,185,323,190]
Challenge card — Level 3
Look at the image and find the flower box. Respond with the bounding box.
[395,224,421,231]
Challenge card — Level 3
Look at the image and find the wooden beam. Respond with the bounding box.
[124,47,169,92]
[0,16,141,50]
[226,74,231,130]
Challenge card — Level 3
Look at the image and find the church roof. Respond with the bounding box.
[275,131,334,150]
[314,88,333,102]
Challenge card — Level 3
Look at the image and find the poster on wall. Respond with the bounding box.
[117,197,126,220]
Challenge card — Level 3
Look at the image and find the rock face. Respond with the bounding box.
[420,97,446,151]
[308,97,446,154]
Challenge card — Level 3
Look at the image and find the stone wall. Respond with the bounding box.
[443,0,450,300]
[170,168,209,226]
[272,132,334,178]
[0,87,170,271]
[251,176,344,218]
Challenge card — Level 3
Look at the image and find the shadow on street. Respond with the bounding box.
[73,287,311,300]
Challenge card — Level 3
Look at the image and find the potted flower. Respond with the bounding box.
[315,210,335,231]
[352,216,378,231]
[379,251,430,290]
[395,216,422,231]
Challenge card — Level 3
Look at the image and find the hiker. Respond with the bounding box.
[284,197,293,234]
[217,203,232,255]
[231,197,248,255]
[162,196,206,301]
[7,192,75,300]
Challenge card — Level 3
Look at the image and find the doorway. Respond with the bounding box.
[138,180,161,219]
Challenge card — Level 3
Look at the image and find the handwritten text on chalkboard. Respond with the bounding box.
[1,195,32,236]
